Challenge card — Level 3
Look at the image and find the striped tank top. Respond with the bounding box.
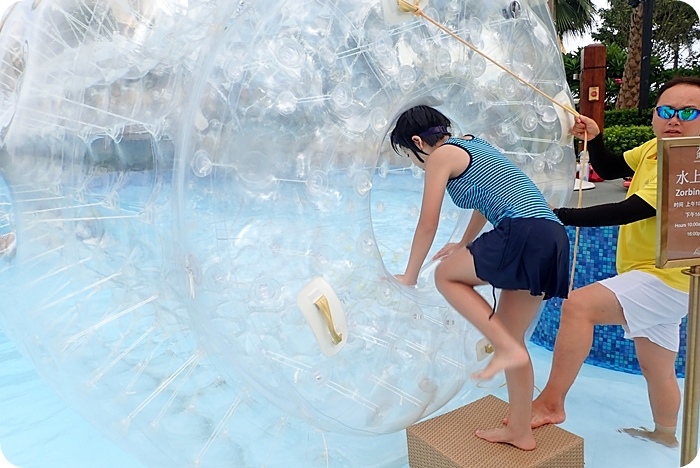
[444,137,560,227]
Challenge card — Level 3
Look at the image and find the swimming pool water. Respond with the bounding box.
[0,328,690,468]
[0,172,694,467]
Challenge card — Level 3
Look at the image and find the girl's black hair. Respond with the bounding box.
[390,105,452,162]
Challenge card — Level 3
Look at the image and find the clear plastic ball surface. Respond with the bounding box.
[0,0,575,466]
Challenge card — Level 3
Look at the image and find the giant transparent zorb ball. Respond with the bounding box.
[0,1,387,467]
[0,0,574,466]
[177,0,575,435]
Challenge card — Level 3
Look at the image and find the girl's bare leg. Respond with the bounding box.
[474,289,542,450]
[434,248,529,381]
[434,250,542,450]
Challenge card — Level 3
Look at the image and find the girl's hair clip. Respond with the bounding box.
[418,126,448,137]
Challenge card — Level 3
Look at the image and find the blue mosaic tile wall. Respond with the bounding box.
[530,225,688,378]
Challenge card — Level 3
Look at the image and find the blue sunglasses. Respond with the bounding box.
[655,105,700,121]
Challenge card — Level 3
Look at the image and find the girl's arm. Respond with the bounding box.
[398,155,453,285]
[459,210,487,246]
[432,210,487,260]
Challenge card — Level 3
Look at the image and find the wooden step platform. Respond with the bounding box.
[407,395,584,467]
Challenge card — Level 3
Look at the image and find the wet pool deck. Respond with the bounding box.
[564,177,628,208]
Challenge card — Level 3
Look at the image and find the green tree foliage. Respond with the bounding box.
[593,0,700,69]
[654,1,700,67]
[605,42,628,108]
[604,108,654,126]
[592,0,633,48]
[554,0,598,39]
[562,50,581,99]
[602,125,655,155]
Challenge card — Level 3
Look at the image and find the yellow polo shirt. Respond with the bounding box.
[618,138,689,292]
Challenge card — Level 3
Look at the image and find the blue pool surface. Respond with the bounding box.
[0,327,691,468]
[0,173,695,467]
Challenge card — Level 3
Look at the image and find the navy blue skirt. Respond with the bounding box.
[467,217,570,299]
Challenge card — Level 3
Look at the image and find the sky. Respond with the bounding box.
[0,0,16,19]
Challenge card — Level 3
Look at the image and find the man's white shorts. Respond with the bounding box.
[599,270,689,352]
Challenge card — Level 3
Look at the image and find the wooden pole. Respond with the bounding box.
[548,0,556,24]
[681,266,700,466]
[579,44,607,133]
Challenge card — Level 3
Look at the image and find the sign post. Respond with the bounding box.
[657,136,700,466]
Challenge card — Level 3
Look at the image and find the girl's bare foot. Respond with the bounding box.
[503,397,566,428]
[619,426,679,448]
[475,426,536,451]
[471,345,529,381]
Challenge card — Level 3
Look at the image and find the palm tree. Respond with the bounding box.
[551,0,598,40]
[616,1,644,108]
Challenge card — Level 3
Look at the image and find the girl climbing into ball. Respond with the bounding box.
[390,105,569,450]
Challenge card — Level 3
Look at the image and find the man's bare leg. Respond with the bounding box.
[529,282,627,428]
[619,337,680,448]
[619,425,678,448]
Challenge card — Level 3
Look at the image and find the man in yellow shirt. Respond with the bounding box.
[529,76,700,447]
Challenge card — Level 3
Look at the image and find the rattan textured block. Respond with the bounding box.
[406,395,584,468]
